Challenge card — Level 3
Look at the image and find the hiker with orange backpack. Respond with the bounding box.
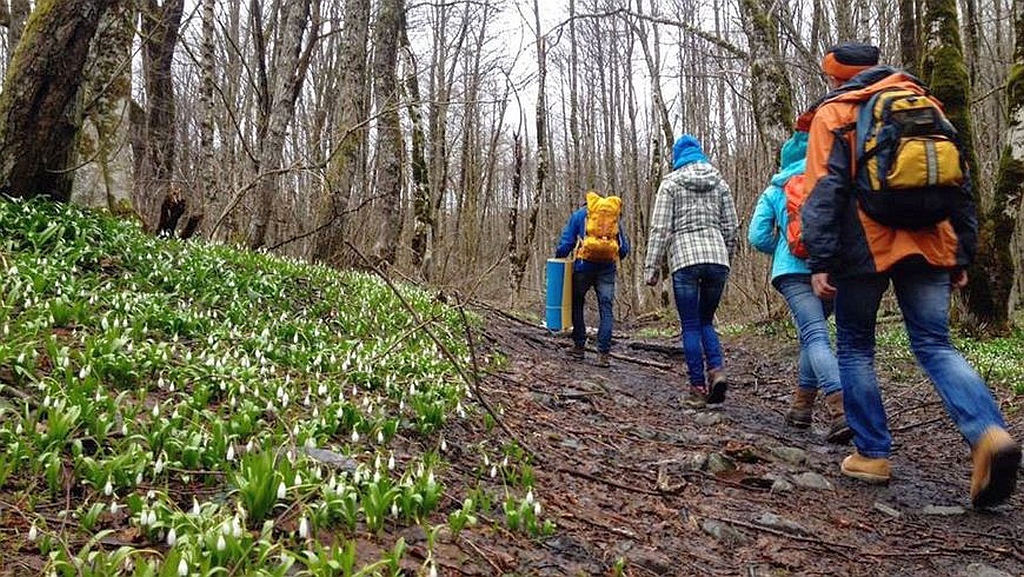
[803,42,1020,506]
[555,190,630,368]
[748,130,851,443]
[643,134,738,408]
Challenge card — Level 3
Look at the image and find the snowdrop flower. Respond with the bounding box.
[376,430,384,444]
[489,465,497,478]
[387,454,396,470]
[154,455,165,474]
[428,562,437,577]
[103,478,113,497]
[177,558,188,577]
[110,501,120,515]
[245,439,254,452]
[391,502,399,518]
[525,490,534,505]
[226,445,235,461]
[298,517,309,539]
[534,501,542,516]
[27,524,38,542]
[216,534,226,552]
[351,430,360,443]
[136,471,143,485]
[15,422,23,435]
[192,498,201,516]
[166,527,177,547]
[151,404,160,418]
[277,482,287,500]
[231,516,243,538]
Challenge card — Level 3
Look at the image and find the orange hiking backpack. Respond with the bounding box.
[577,191,622,262]
[783,174,809,259]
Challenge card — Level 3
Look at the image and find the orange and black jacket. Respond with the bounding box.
[801,66,977,278]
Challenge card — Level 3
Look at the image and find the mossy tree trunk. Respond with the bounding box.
[71,0,135,212]
[976,1,1024,334]
[923,0,1012,335]
[0,0,115,201]
[312,0,370,266]
[739,0,794,163]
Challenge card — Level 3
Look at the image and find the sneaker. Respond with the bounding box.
[840,452,891,484]
[970,426,1021,508]
[569,345,585,360]
[706,367,728,405]
[596,352,610,367]
[683,386,708,409]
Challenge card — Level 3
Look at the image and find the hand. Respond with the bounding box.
[951,269,968,289]
[811,272,836,299]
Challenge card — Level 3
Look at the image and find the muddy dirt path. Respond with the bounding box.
[438,309,1024,576]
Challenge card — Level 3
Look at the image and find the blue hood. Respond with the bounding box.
[770,132,807,187]
[672,134,708,169]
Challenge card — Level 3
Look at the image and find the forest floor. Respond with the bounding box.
[430,306,1024,577]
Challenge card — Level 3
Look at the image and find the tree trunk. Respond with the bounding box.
[923,0,1008,334]
[198,0,217,237]
[71,0,135,212]
[401,14,431,274]
[6,0,29,64]
[740,0,794,161]
[134,0,185,234]
[961,0,1024,335]
[0,0,115,201]
[899,0,921,74]
[509,0,548,301]
[370,0,403,266]
[246,0,315,249]
[313,0,370,266]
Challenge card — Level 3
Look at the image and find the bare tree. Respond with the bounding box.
[246,0,317,249]
[370,0,403,265]
[0,0,116,201]
[134,0,185,234]
[313,0,370,266]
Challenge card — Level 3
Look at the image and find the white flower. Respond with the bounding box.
[110,501,120,515]
[103,478,113,496]
[387,454,396,470]
[151,404,160,418]
[489,465,497,478]
[428,562,437,577]
[298,517,309,539]
[226,445,235,461]
[525,490,534,505]
[216,534,226,552]
[534,501,542,516]
[27,524,38,541]
[277,482,287,500]
[351,430,360,443]
[166,527,177,546]
[191,498,201,516]
[177,558,188,577]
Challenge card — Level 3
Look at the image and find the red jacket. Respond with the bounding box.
[801,67,977,277]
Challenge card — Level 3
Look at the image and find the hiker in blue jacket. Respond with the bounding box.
[748,131,850,443]
[555,195,630,368]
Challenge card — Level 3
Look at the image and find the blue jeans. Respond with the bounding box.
[775,274,841,396]
[672,264,729,386]
[834,266,1006,458]
[571,266,616,353]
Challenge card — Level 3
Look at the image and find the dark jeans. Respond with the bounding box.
[672,263,729,386]
[571,267,616,353]
[834,266,1006,458]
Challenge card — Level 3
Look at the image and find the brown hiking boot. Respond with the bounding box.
[596,352,611,368]
[569,345,585,360]
[841,452,891,484]
[706,367,728,405]
[824,391,854,444]
[970,426,1021,508]
[785,387,817,429]
[683,386,708,409]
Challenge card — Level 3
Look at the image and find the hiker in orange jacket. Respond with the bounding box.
[802,42,1020,507]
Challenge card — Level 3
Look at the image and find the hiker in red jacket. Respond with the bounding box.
[802,42,1020,507]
